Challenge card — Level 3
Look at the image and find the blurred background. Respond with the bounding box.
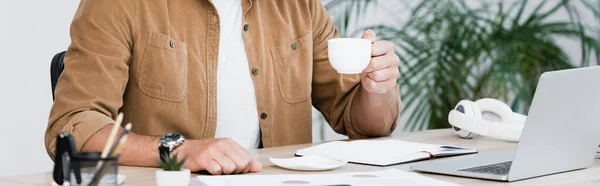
[314,0,600,142]
[0,0,598,178]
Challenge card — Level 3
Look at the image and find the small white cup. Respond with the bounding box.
[328,38,372,74]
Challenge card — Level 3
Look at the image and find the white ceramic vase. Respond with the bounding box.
[155,168,191,186]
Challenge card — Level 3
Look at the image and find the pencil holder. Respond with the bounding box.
[69,152,120,186]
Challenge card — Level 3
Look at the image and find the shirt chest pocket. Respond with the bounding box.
[270,32,313,104]
[138,32,188,102]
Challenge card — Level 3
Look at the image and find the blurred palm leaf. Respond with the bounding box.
[326,0,600,131]
[323,0,377,37]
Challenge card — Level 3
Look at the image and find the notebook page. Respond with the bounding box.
[432,145,478,156]
[296,140,444,165]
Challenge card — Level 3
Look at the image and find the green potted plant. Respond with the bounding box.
[155,152,190,186]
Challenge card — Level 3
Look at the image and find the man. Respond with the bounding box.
[46,0,402,175]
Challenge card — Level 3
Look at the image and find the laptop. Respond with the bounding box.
[410,66,600,182]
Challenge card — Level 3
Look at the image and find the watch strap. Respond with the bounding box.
[159,145,170,157]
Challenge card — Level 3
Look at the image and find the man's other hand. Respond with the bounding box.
[359,29,400,94]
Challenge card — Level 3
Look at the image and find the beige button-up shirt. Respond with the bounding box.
[45,0,401,158]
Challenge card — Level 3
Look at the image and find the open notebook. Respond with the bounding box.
[295,139,477,166]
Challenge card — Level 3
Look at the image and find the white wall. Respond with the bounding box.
[0,0,80,178]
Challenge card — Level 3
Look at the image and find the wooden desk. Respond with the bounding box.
[3,129,600,185]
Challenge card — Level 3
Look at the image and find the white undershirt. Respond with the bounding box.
[212,0,261,149]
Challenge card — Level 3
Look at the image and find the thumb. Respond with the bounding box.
[361,29,377,43]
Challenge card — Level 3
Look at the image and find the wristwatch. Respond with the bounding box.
[158,133,185,156]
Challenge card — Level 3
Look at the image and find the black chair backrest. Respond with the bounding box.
[51,51,67,100]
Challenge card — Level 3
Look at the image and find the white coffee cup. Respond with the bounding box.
[328,38,372,74]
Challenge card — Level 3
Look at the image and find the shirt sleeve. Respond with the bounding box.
[45,0,136,159]
[309,0,400,138]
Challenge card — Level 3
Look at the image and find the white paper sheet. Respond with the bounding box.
[194,168,463,186]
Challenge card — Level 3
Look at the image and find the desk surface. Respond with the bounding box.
[3,129,600,185]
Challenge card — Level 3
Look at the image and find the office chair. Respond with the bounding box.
[51,51,67,100]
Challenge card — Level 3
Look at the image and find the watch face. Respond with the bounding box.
[160,133,184,148]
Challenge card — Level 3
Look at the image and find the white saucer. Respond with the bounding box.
[269,154,348,171]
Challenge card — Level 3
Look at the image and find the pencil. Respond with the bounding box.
[89,123,132,186]
[108,123,132,157]
[101,113,124,158]
[89,113,123,185]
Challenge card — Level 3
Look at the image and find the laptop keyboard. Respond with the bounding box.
[458,161,512,175]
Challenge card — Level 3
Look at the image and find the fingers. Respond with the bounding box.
[362,73,398,93]
[203,159,223,175]
[224,139,261,173]
[367,67,399,82]
[359,37,400,94]
[249,161,263,173]
[363,51,400,73]
[220,139,253,174]
[361,29,377,43]
[212,150,236,175]
[241,163,252,173]
[231,143,254,174]
[193,138,260,175]
[372,40,394,57]
[219,145,248,174]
